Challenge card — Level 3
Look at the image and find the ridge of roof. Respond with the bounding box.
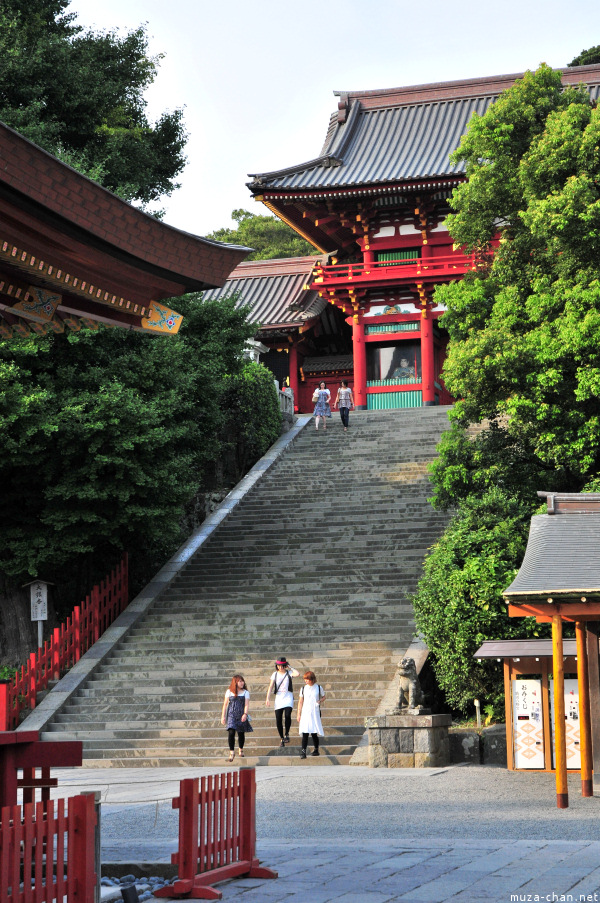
[334,63,600,109]
[227,256,325,279]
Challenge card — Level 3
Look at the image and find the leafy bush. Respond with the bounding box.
[221,362,282,482]
[413,487,546,715]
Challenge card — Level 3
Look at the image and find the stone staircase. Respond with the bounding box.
[42,407,452,766]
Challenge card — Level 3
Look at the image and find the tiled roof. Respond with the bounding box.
[302,355,354,373]
[503,514,600,598]
[248,65,600,194]
[474,639,578,659]
[202,256,326,330]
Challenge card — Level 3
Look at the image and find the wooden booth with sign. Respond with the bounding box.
[496,492,600,808]
[473,638,599,775]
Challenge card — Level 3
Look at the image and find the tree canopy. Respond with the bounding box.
[0,0,186,205]
[207,209,319,260]
[569,45,600,67]
[414,64,600,714]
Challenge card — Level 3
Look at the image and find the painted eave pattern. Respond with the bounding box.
[504,514,600,597]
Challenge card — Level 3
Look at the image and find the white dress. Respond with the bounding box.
[298,683,324,736]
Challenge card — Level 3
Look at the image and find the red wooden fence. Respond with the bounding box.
[0,554,128,731]
[0,793,96,903]
[155,769,277,901]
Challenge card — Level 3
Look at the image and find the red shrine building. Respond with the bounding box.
[212,64,600,413]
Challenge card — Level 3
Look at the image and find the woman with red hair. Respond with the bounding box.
[221,674,253,762]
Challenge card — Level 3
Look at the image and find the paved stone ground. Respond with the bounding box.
[49,764,600,902]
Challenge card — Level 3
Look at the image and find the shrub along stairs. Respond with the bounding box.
[42,407,452,766]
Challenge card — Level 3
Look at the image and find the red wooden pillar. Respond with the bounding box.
[420,304,435,406]
[352,313,367,410]
[289,343,299,412]
[552,614,569,808]
[576,621,594,796]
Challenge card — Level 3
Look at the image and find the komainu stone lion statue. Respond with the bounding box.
[396,657,425,710]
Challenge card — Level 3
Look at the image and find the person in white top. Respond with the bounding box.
[265,656,300,748]
[297,670,325,759]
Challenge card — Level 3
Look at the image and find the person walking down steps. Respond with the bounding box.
[312,381,331,431]
[333,379,354,432]
[266,656,299,748]
[298,670,325,759]
[221,674,253,762]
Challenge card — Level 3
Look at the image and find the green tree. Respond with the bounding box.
[0,0,186,205]
[0,293,257,665]
[207,209,319,260]
[413,488,539,714]
[569,45,600,67]
[221,362,282,481]
[414,65,600,713]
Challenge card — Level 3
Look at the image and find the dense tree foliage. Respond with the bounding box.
[414,65,600,715]
[221,363,283,482]
[207,209,319,260]
[569,45,600,67]
[0,0,186,205]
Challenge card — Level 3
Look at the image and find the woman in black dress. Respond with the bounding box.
[221,674,253,762]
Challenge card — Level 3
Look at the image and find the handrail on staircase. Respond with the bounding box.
[0,553,129,731]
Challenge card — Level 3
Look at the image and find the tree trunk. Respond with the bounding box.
[0,577,44,669]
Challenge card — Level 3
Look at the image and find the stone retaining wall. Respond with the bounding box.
[366,713,452,768]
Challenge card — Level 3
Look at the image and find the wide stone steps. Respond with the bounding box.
[41,408,452,766]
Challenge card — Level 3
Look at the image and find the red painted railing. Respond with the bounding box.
[0,793,96,903]
[0,554,128,731]
[312,253,477,287]
[155,769,277,901]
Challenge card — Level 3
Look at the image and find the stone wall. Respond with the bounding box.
[366,713,452,768]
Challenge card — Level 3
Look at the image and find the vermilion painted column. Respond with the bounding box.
[553,614,569,809]
[421,305,435,406]
[352,313,367,409]
[576,621,594,797]
[288,344,299,412]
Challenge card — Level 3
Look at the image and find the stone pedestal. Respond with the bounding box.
[366,713,452,768]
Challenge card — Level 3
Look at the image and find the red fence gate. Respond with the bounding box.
[155,769,276,900]
[0,793,97,903]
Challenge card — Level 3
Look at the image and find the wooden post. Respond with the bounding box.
[420,304,435,406]
[503,660,514,770]
[576,621,593,796]
[70,793,97,903]
[351,314,367,409]
[552,614,569,808]
[288,343,299,412]
[586,622,600,793]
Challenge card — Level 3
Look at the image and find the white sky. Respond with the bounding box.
[67,0,599,238]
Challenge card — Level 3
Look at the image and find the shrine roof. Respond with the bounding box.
[202,256,326,331]
[248,65,600,195]
[503,513,600,600]
[0,122,250,292]
[0,122,251,336]
[474,639,578,659]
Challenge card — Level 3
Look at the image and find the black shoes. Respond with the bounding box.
[300,750,307,759]
[284,735,290,744]
[280,739,286,747]
[311,749,320,756]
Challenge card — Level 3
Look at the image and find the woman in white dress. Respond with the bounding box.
[297,670,325,759]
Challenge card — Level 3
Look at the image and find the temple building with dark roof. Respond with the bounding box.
[240,64,600,412]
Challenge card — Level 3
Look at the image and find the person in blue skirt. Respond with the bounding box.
[313,381,332,431]
[221,674,253,762]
